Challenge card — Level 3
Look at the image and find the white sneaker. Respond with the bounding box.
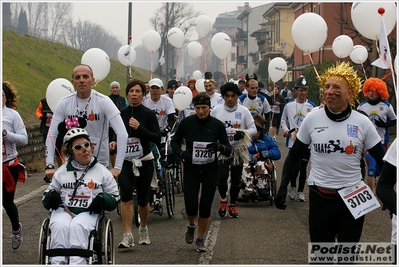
[11,223,23,249]
[272,136,277,143]
[138,228,151,245]
[118,232,134,248]
[297,192,306,202]
[288,186,296,201]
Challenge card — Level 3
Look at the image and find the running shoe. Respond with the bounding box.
[185,225,195,244]
[228,204,239,218]
[11,223,23,249]
[297,192,306,202]
[118,232,134,248]
[195,237,208,253]
[218,200,228,217]
[288,186,296,201]
[138,228,151,245]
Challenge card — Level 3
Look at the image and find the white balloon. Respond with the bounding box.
[268,57,288,82]
[195,15,212,38]
[81,48,110,82]
[211,32,232,60]
[351,2,397,40]
[167,27,184,48]
[142,30,161,52]
[117,45,137,66]
[195,79,205,93]
[46,78,75,112]
[192,70,202,80]
[332,35,354,59]
[350,45,368,64]
[173,86,193,110]
[187,41,203,59]
[291,13,328,53]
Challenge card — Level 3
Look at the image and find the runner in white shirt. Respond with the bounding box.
[280,76,316,202]
[357,77,397,193]
[203,72,223,109]
[275,62,385,262]
[211,83,256,218]
[142,78,176,156]
[45,64,128,180]
[238,78,271,121]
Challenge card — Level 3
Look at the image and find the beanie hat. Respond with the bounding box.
[362,77,389,100]
[110,81,120,90]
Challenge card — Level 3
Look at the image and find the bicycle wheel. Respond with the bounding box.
[173,162,182,194]
[132,190,140,227]
[162,166,174,218]
[269,165,277,206]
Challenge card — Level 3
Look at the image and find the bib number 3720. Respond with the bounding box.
[338,181,380,219]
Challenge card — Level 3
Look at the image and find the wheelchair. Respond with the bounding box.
[38,210,115,265]
[238,159,278,206]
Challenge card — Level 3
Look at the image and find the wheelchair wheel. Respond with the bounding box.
[269,165,277,206]
[162,167,174,218]
[38,217,50,264]
[99,218,115,264]
[132,190,140,228]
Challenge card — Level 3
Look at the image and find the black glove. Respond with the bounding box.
[274,188,287,210]
[161,126,171,137]
[88,195,104,214]
[179,150,192,163]
[233,131,245,141]
[48,190,62,210]
[206,142,220,151]
[374,119,388,128]
[260,150,269,159]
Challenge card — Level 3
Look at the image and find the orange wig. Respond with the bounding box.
[363,78,388,100]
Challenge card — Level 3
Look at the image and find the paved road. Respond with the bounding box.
[2,133,393,265]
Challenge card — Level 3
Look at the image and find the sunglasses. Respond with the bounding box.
[72,141,91,151]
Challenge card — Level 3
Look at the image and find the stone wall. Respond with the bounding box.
[17,123,46,165]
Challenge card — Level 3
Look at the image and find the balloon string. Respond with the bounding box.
[93,82,98,88]
[150,52,153,80]
[176,48,181,80]
[202,38,207,71]
[360,62,368,79]
[270,82,275,129]
[47,132,65,165]
[223,59,228,82]
[307,53,320,80]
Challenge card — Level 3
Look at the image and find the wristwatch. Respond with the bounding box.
[2,129,7,137]
[45,164,55,170]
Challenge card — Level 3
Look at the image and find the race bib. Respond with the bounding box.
[125,137,143,159]
[272,105,280,113]
[227,131,240,146]
[65,187,92,208]
[338,181,380,219]
[45,113,53,127]
[192,141,215,165]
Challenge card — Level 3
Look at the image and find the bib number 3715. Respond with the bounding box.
[338,181,380,219]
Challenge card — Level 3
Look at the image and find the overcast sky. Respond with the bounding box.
[72,1,266,48]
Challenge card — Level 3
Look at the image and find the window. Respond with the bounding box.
[231,53,235,61]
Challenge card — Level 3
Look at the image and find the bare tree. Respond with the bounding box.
[150,2,201,78]
[48,3,73,42]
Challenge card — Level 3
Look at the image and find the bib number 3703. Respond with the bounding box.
[338,181,380,219]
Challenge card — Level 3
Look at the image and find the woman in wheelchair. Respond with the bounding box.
[241,115,281,201]
[42,127,119,265]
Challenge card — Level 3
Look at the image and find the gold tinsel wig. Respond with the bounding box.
[362,77,388,100]
[318,61,363,108]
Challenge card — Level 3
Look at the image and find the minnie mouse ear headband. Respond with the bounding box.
[245,73,257,81]
[58,117,87,135]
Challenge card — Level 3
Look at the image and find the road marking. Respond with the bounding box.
[2,185,48,213]
[199,221,220,264]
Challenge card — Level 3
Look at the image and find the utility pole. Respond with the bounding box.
[127,2,132,85]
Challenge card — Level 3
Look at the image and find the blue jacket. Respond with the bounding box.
[248,132,281,161]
